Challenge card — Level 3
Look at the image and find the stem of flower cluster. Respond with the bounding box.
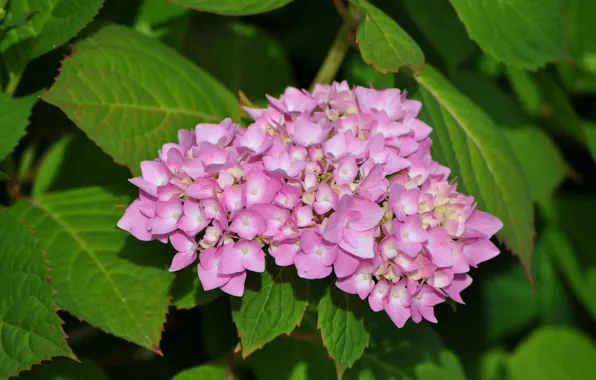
[309,6,359,90]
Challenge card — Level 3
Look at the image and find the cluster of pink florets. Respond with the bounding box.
[118,82,503,328]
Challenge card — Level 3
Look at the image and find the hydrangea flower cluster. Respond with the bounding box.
[118,82,503,327]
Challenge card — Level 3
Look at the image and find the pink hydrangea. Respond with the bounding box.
[118,82,503,328]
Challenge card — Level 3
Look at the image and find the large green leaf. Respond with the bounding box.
[508,327,596,379]
[344,315,466,380]
[185,16,294,101]
[349,0,424,74]
[43,24,238,175]
[413,66,534,276]
[231,266,308,357]
[19,358,108,380]
[0,208,73,378]
[248,336,336,380]
[402,0,475,72]
[317,286,370,376]
[0,93,38,161]
[167,0,293,15]
[448,0,567,69]
[172,365,232,380]
[11,187,175,352]
[0,0,103,87]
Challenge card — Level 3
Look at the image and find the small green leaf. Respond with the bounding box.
[448,0,568,69]
[167,0,294,15]
[172,365,232,380]
[231,265,308,357]
[317,286,370,376]
[172,267,221,309]
[0,208,73,378]
[0,93,38,161]
[349,0,424,74]
[11,187,175,352]
[186,16,294,101]
[344,314,466,380]
[508,327,596,380]
[248,336,335,380]
[413,66,535,277]
[402,0,475,72]
[43,24,238,175]
[19,358,108,380]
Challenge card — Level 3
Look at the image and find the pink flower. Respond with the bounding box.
[219,240,266,274]
[294,229,338,279]
[229,210,267,240]
[169,231,198,272]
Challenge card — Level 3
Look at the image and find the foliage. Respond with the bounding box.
[0,0,595,379]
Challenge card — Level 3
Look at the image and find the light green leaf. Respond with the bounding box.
[248,336,335,380]
[167,0,293,16]
[448,0,567,69]
[0,0,104,85]
[508,327,596,380]
[349,0,424,74]
[0,207,73,378]
[231,266,308,357]
[478,347,507,380]
[413,66,535,276]
[11,187,175,352]
[317,286,370,376]
[171,267,221,309]
[135,0,187,26]
[19,358,108,380]
[482,266,538,341]
[43,24,238,175]
[185,16,294,101]
[344,315,466,380]
[0,93,37,161]
[402,0,475,72]
[172,365,232,380]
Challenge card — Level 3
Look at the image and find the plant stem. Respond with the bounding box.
[309,8,358,90]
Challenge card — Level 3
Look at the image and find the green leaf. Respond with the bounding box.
[478,347,507,380]
[343,54,394,89]
[134,0,190,51]
[0,10,36,30]
[43,23,238,175]
[19,358,108,380]
[482,266,538,341]
[507,327,596,380]
[0,93,38,161]
[506,68,542,117]
[0,207,73,378]
[344,314,466,380]
[0,0,104,84]
[248,336,336,380]
[135,0,187,26]
[448,0,567,69]
[171,267,221,309]
[32,132,132,198]
[167,0,294,15]
[11,187,175,352]
[402,0,475,72]
[185,17,294,101]
[231,265,308,357]
[349,0,424,74]
[503,128,567,201]
[317,286,370,376]
[172,365,232,380]
[413,66,535,276]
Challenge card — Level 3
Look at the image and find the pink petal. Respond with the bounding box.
[464,210,503,238]
[169,250,197,272]
[198,264,231,290]
[117,199,153,241]
[218,244,245,275]
[443,274,472,304]
[463,239,500,267]
[230,210,267,240]
[219,271,247,297]
[333,249,362,278]
[368,280,389,312]
[295,253,333,279]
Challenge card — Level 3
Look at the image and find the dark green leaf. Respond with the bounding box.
[172,365,232,380]
[167,0,294,16]
[0,170,7,181]
[11,187,175,352]
[343,54,394,88]
[231,266,308,357]
[202,295,238,359]
[0,93,37,161]
[19,358,108,380]
[134,0,190,51]
[248,336,335,380]
[448,0,567,69]
[349,0,424,74]
[172,267,221,309]
[317,286,370,376]
[478,347,507,380]
[402,0,475,72]
[185,16,294,100]
[508,328,596,379]
[0,207,74,378]
[413,66,535,276]
[506,68,542,117]
[0,10,36,30]
[43,24,238,175]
